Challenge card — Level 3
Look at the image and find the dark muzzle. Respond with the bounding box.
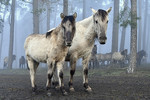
[99,36,107,44]
[65,32,72,47]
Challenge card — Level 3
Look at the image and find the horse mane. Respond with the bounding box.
[46,30,53,38]
[46,25,61,38]
[97,9,108,22]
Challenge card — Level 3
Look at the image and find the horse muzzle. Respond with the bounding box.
[99,36,107,44]
[65,41,72,47]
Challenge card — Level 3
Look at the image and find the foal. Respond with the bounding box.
[24,12,77,95]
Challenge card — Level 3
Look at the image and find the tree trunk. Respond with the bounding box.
[33,0,39,33]
[120,0,128,51]
[82,0,86,19]
[137,0,142,52]
[46,0,50,30]
[127,0,137,73]
[111,0,119,53]
[8,0,16,69]
[63,0,68,69]
[63,0,68,15]
[142,0,148,51]
[0,6,7,66]
[146,14,150,62]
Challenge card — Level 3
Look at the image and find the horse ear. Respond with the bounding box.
[106,7,112,14]
[91,8,97,14]
[60,13,65,19]
[73,12,77,19]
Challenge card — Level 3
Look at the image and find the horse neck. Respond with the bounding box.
[55,26,66,47]
[79,16,97,44]
[78,16,93,27]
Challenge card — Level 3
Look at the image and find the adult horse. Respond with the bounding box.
[19,56,26,69]
[136,50,146,66]
[24,13,77,95]
[65,8,112,92]
[3,55,16,69]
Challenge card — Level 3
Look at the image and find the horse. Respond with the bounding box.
[89,45,98,69]
[19,56,26,69]
[96,53,112,66]
[24,12,77,95]
[89,54,98,69]
[64,7,112,92]
[111,49,128,67]
[3,55,16,69]
[136,50,146,66]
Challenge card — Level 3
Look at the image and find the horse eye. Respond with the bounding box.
[95,21,98,24]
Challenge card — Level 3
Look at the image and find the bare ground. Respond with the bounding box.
[0,67,150,100]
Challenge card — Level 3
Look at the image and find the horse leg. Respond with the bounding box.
[82,56,92,92]
[46,60,54,91]
[52,63,59,89]
[56,61,67,95]
[68,55,77,92]
[27,57,39,92]
[92,61,94,69]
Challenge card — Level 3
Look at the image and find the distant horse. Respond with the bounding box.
[96,53,112,66]
[89,45,98,69]
[63,7,112,92]
[126,50,146,66]
[3,55,16,69]
[111,49,128,67]
[136,50,146,66]
[24,13,77,95]
[19,56,26,69]
[89,54,97,69]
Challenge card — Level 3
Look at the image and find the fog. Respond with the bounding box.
[0,0,150,69]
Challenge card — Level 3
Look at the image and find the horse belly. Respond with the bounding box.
[26,40,50,63]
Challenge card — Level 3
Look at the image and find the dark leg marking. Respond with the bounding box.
[83,83,89,89]
[48,73,53,80]
[46,73,53,90]
[59,71,63,79]
[84,68,88,75]
[69,70,75,87]
[68,82,73,87]
[52,81,59,86]
[70,70,75,76]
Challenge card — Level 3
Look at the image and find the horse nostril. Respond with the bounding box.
[99,36,107,40]
[67,43,71,46]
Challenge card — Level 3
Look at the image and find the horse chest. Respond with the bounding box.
[50,47,68,61]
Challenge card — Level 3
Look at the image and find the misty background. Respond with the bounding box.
[0,0,150,69]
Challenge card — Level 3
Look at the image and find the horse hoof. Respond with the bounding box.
[55,86,60,91]
[32,85,37,92]
[47,92,52,96]
[69,87,75,92]
[85,87,92,93]
[62,91,68,96]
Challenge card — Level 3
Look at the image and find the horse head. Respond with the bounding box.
[139,50,146,58]
[60,12,77,47]
[91,7,112,44]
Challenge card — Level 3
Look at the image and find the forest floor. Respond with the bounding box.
[0,65,150,100]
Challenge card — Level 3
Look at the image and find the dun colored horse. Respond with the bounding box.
[24,13,77,95]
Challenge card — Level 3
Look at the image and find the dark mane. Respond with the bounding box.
[46,30,53,38]
[96,9,108,22]
[62,16,75,24]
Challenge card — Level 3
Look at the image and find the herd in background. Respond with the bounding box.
[3,47,146,70]
[3,55,26,69]
[89,45,147,69]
